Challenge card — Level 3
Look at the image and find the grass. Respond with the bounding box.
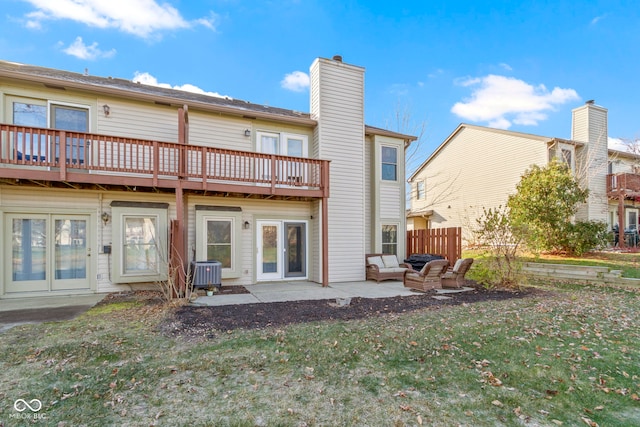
[464,248,640,279]
[2,283,640,426]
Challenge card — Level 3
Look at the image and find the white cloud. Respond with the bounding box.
[22,0,215,38]
[499,63,512,71]
[591,14,608,25]
[281,71,310,92]
[451,75,579,129]
[608,137,625,151]
[132,72,230,99]
[62,36,116,60]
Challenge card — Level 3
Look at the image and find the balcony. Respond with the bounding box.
[607,173,640,199]
[0,124,329,199]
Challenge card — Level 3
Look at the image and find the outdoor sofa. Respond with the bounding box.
[366,254,413,282]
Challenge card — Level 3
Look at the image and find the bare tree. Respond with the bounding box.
[383,101,460,216]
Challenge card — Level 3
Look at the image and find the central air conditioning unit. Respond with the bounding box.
[190,261,222,289]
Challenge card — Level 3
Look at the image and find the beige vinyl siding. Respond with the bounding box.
[372,135,406,258]
[364,137,372,252]
[415,127,548,240]
[96,98,177,142]
[0,187,180,294]
[186,196,313,286]
[97,192,175,293]
[380,184,401,218]
[1,81,98,131]
[572,104,609,222]
[310,200,321,283]
[189,112,252,150]
[311,58,365,283]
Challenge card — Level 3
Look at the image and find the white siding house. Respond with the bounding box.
[408,101,640,245]
[0,56,415,300]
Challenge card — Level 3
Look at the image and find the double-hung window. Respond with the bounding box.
[381,146,398,181]
[382,224,398,255]
[416,180,425,200]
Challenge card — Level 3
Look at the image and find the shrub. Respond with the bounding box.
[562,220,610,256]
[473,206,524,289]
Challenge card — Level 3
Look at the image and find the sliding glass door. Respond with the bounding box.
[5,213,91,293]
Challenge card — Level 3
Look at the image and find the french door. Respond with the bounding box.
[256,220,307,281]
[5,213,91,293]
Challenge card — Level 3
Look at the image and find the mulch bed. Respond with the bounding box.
[160,284,543,339]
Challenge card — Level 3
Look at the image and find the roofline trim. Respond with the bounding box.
[0,67,318,127]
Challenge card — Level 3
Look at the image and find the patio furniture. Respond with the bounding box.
[403,259,449,292]
[403,253,446,271]
[366,254,413,282]
[441,258,474,288]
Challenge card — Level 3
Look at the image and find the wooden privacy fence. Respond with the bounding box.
[406,227,462,263]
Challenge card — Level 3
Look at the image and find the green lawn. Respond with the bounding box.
[464,249,640,279]
[2,283,640,426]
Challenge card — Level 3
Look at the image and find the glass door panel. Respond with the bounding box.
[4,214,91,293]
[52,216,90,290]
[285,222,306,278]
[256,221,281,280]
[5,216,48,292]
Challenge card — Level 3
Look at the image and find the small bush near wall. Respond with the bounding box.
[472,205,524,289]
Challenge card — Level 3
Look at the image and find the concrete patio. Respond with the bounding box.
[191,280,473,306]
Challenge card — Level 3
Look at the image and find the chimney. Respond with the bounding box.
[571,101,608,222]
[310,57,365,283]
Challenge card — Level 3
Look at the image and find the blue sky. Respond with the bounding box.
[1,0,639,171]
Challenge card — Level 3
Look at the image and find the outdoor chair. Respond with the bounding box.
[403,259,449,292]
[366,254,413,282]
[441,258,474,288]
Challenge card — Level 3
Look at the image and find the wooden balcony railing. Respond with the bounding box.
[0,124,329,198]
[607,173,640,196]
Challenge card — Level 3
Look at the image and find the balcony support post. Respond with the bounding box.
[618,192,625,248]
[172,184,187,297]
[59,131,67,180]
[322,195,329,287]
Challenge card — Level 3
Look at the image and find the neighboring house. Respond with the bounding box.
[0,56,415,299]
[407,101,640,244]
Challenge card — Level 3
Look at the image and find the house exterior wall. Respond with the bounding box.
[185,196,313,286]
[0,56,413,298]
[409,126,548,241]
[370,135,406,258]
[572,103,609,222]
[310,57,366,282]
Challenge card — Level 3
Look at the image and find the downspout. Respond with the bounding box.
[618,191,625,248]
[173,105,189,296]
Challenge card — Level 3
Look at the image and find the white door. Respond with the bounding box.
[257,221,282,280]
[256,220,307,281]
[5,213,91,293]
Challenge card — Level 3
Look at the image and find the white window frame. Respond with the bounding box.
[256,131,308,158]
[195,210,242,278]
[416,180,425,200]
[381,223,399,255]
[381,145,398,181]
[111,206,168,283]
